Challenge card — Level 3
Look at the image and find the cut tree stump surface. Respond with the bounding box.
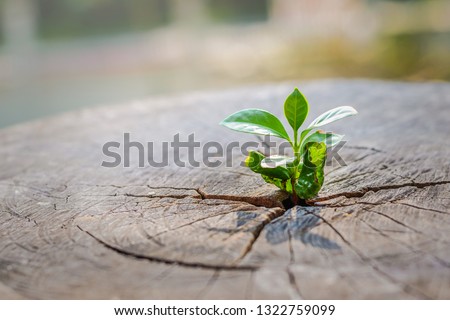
[1,80,449,299]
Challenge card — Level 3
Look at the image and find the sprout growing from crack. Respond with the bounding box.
[220,88,357,205]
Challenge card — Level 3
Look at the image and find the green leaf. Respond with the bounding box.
[299,130,343,154]
[261,155,296,169]
[221,108,290,141]
[284,88,309,133]
[299,128,313,144]
[308,106,358,129]
[294,142,327,199]
[246,151,292,193]
[262,175,292,193]
[245,151,291,180]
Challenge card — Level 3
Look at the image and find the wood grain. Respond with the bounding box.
[0,80,449,299]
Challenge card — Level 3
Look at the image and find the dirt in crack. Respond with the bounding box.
[282,196,309,209]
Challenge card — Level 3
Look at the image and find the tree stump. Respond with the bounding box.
[0,80,449,299]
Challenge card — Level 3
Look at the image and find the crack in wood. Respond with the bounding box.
[76,225,256,271]
[232,208,286,265]
[285,209,303,298]
[312,180,450,203]
[125,193,197,200]
[147,186,198,191]
[196,188,284,208]
[286,267,303,299]
[317,198,449,217]
[119,185,285,208]
[80,183,284,208]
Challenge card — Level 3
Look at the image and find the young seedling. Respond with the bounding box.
[220,88,357,205]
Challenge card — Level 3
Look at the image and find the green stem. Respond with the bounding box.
[293,129,298,151]
[291,178,298,205]
[290,133,302,206]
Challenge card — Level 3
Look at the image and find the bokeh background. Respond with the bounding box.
[1,0,449,128]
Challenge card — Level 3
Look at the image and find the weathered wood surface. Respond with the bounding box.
[0,80,449,299]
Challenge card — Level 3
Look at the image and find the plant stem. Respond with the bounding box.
[291,177,299,205]
[293,130,298,152]
[290,132,302,206]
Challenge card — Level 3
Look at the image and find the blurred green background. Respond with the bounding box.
[1,0,449,128]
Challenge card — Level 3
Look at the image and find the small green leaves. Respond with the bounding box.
[246,151,292,192]
[261,155,295,169]
[284,88,309,133]
[220,88,357,203]
[295,142,327,199]
[308,106,358,129]
[262,175,292,193]
[245,151,290,180]
[220,108,290,141]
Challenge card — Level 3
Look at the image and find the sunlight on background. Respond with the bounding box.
[0,0,449,128]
